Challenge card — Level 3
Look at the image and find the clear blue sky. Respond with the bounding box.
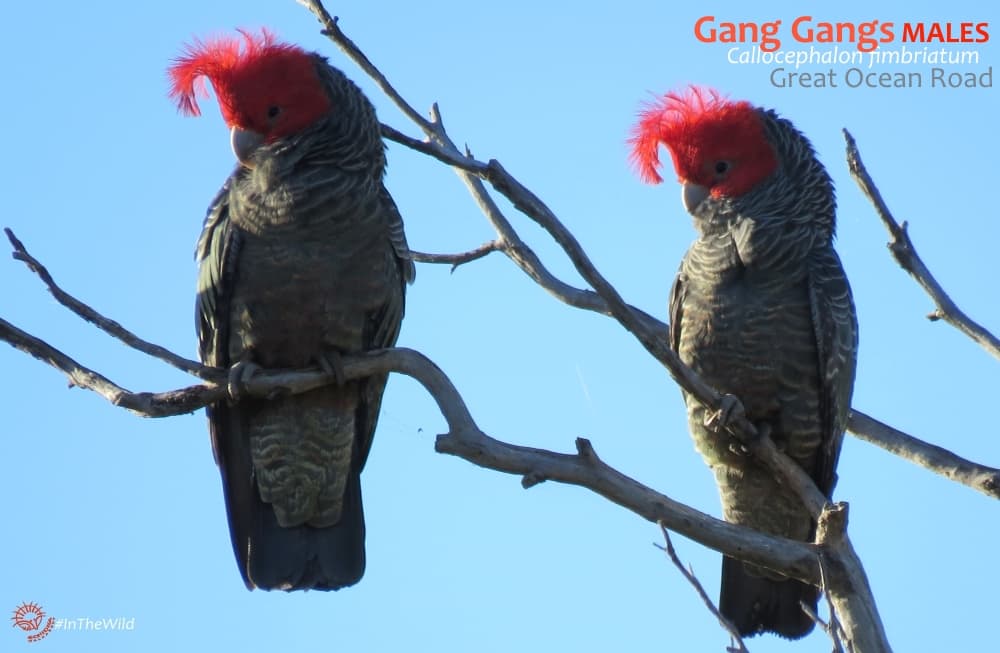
[2,1,996,651]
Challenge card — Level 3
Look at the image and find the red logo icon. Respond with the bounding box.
[11,602,54,643]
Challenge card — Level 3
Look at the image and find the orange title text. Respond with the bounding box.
[694,17,990,53]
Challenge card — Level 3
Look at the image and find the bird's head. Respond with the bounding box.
[629,86,778,214]
[168,29,331,167]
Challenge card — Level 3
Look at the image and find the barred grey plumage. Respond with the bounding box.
[172,31,413,591]
[634,88,857,638]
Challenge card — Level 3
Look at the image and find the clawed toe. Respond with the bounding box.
[316,351,346,386]
[728,421,770,456]
[704,394,746,432]
[228,359,261,402]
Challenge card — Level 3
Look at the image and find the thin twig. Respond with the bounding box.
[0,315,186,414]
[843,130,1000,361]
[5,228,213,380]
[381,123,672,336]
[656,522,749,653]
[800,557,846,653]
[799,602,834,645]
[819,556,850,653]
[297,1,434,132]
[410,240,504,270]
[380,123,468,166]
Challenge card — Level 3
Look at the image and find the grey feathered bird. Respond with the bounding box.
[630,87,858,638]
[169,29,414,591]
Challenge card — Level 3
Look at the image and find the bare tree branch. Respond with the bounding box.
[744,424,829,518]
[380,123,672,336]
[799,601,843,653]
[349,48,1000,508]
[843,130,1000,362]
[2,306,826,588]
[2,5,990,650]
[299,6,1000,510]
[848,410,1000,500]
[409,240,504,270]
[14,205,990,505]
[294,10,898,648]
[299,0,765,460]
[5,227,213,380]
[11,219,986,506]
[435,430,822,587]
[656,523,749,653]
[0,315,196,416]
[814,503,890,652]
[816,555,852,653]
[8,199,981,650]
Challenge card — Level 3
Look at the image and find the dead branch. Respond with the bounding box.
[2,294,823,588]
[843,130,1000,362]
[656,523,749,653]
[800,600,845,653]
[300,4,674,343]
[816,555,851,653]
[305,5,895,648]
[848,410,1000,500]
[299,1,766,468]
[409,240,504,270]
[814,504,890,652]
[301,5,996,509]
[1,5,989,651]
[5,227,213,380]
[0,242,827,593]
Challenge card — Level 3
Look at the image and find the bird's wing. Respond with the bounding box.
[807,247,858,496]
[381,184,415,286]
[351,185,410,473]
[195,174,240,372]
[194,173,264,589]
[667,262,688,355]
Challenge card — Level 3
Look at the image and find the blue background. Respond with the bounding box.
[2,1,997,651]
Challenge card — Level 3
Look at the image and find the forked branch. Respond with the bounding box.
[844,130,1000,361]
[3,6,995,652]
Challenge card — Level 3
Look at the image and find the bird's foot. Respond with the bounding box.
[728,421,772,456]
[315,350,347,386]
[704,394,746,432]
[227,358,261,403]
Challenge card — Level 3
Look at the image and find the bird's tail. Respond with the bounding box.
[243,470,366,591]
[719,555,818,639]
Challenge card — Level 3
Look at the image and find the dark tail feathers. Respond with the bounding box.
[719,555,818,639]
[243,472,366,591]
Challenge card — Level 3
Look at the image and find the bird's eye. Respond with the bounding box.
[267,106,281,119]
[714,161,730,175]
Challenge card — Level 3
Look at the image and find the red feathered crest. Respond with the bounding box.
[628,86,759,185]
[167,28,306,124]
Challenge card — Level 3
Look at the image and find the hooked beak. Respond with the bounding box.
[230,127,265,168]
[681,182,710,215]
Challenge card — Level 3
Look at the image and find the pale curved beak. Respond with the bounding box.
[681,182,710,214]
[230,127,265,168]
